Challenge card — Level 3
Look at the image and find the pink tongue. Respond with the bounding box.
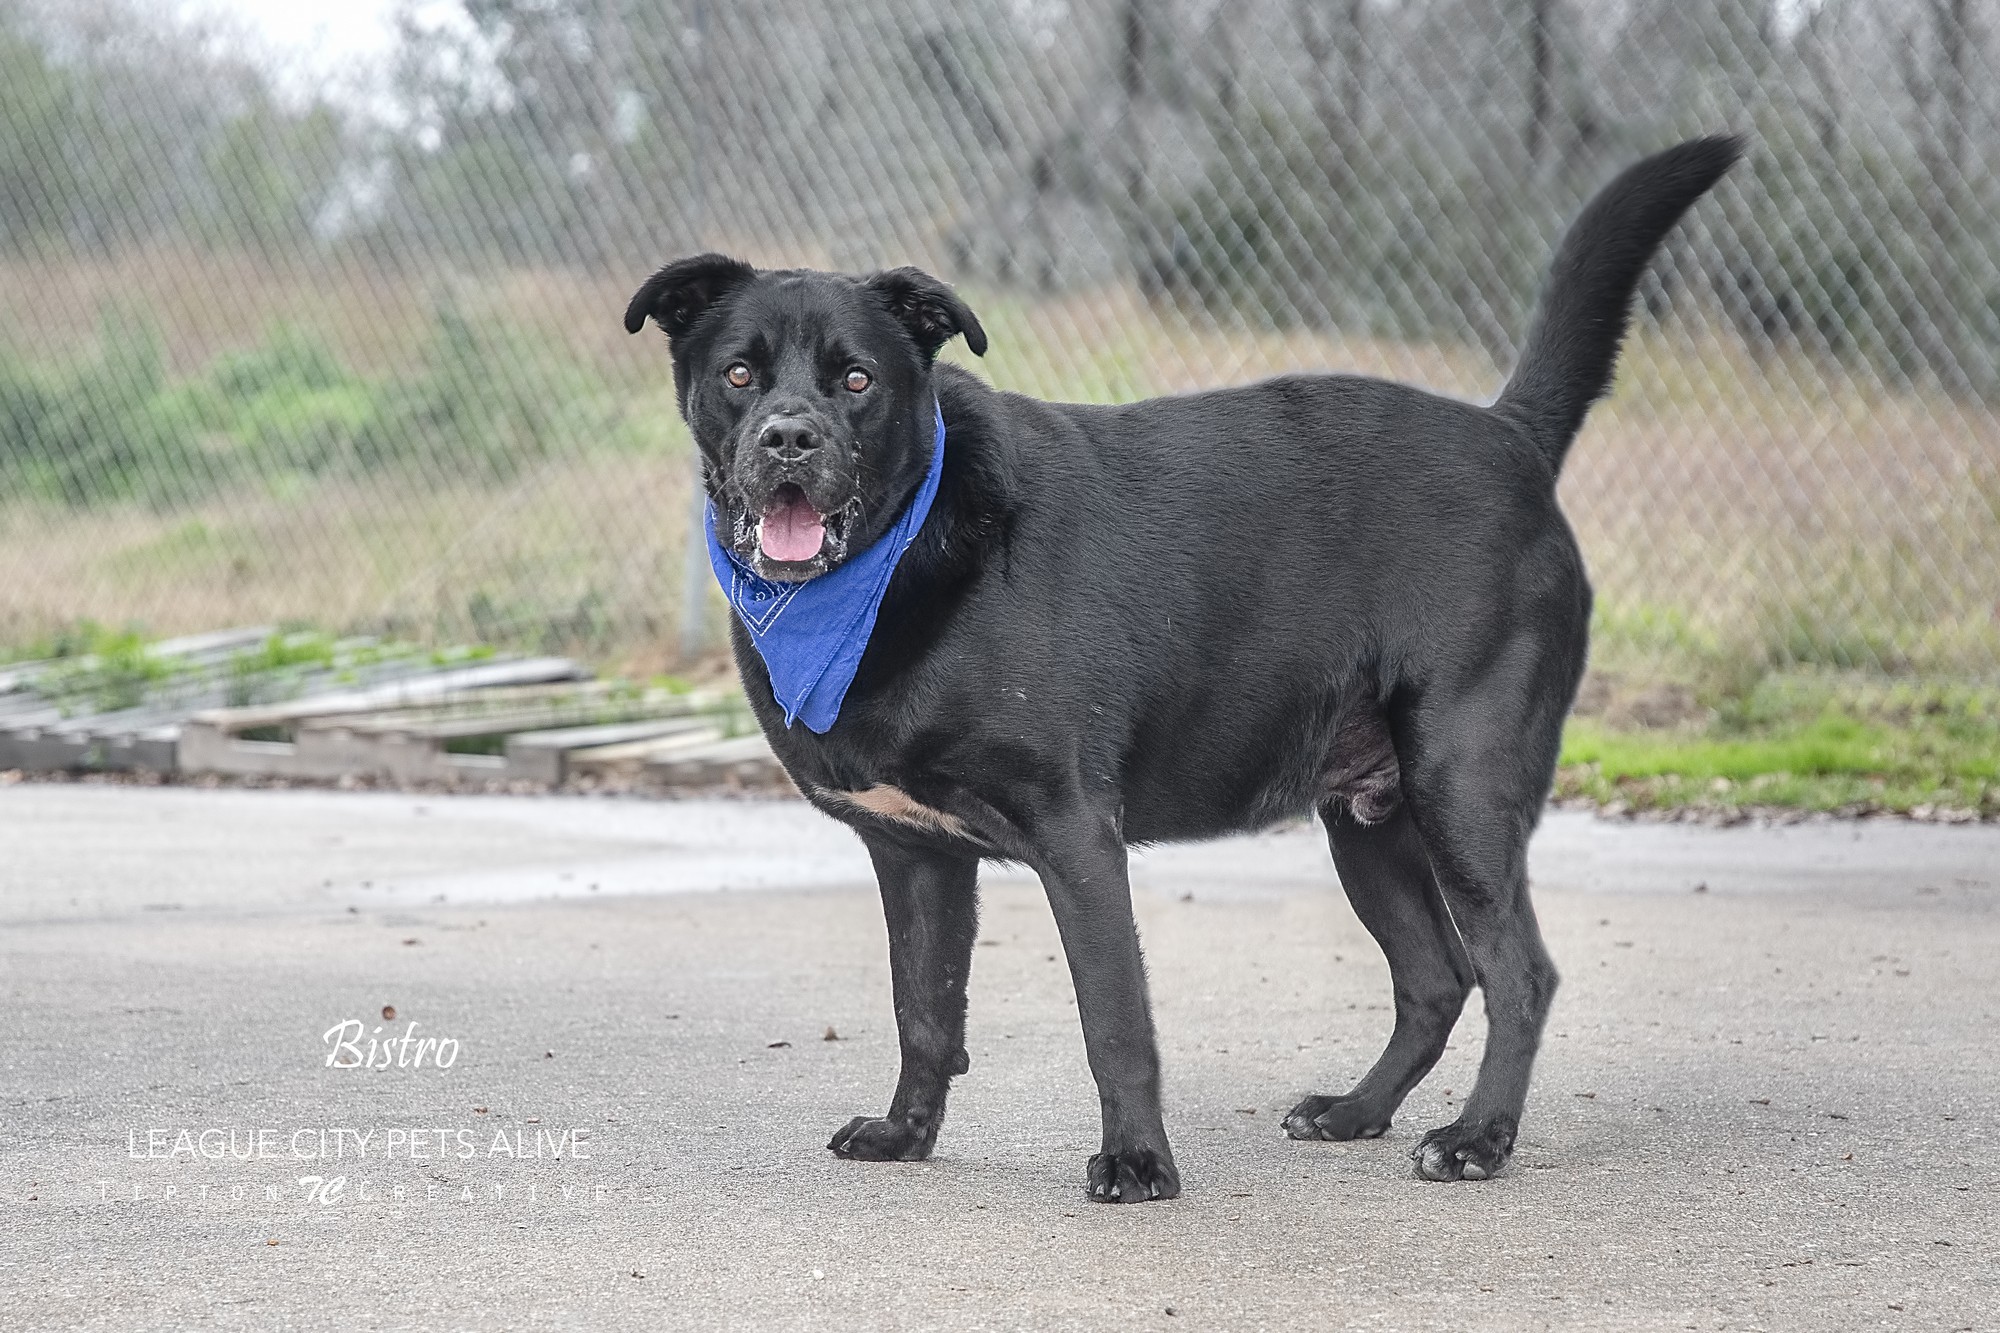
[759,494,826,563]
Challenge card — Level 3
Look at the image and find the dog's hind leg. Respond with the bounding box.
[828,836,980,1162]
[1283,801,1474,1142]
[1395,636,1574,1182]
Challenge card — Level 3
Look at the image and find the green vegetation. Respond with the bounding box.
[10,623,504,717]
[219,631,497,708]
[1558,676,2000,818]
[23,623,176,714]
[0,310,626,508]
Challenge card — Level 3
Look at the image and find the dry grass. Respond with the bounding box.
[0,247,814,383]
[0,449,702,674]
[1572,334,2000,682]
[3,255,1995,681]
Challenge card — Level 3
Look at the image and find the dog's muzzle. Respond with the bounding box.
[726,413,856,575]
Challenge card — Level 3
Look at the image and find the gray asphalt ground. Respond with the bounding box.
[1,783,1996,1332]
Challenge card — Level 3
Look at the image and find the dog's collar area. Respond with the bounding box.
[704,400,946,733]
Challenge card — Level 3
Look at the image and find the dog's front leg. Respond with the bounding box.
[1035,818,1181,1203]
[828,835,979,1162]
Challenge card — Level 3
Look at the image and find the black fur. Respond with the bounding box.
[1494,136,1741,472]
[627,135,1741,1201]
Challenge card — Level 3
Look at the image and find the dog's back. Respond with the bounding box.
[959,139,1742,845]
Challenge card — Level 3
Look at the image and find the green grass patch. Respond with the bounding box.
[217,632,496,707]
[1558,676,2000,816]
[27,621,177,713]
[4,622,508,716]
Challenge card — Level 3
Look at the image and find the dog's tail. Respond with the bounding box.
[1493,135,1741,476]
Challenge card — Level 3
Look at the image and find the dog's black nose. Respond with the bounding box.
[759,418,821,458]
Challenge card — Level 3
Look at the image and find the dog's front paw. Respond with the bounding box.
[1282,1093,1393,1141]
[1086,1147,1181,1203]
[827,1113,934,1162]
[1412,1114,1518,1181]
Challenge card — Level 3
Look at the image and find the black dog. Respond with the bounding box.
[625,136,1740,1201]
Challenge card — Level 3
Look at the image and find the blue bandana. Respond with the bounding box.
[706,402,946,733]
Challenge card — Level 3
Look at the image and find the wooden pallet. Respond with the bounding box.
[0,627,279,773]
[177,658,595,781]
[503,717,720,785]
[0,630,786,790]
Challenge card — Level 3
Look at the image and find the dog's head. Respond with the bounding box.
[625,255,986,582]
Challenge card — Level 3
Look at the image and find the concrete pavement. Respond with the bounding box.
[1,783,1996,1330]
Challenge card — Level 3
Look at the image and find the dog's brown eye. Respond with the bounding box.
[844,368,871,394]
[725,363,752,389]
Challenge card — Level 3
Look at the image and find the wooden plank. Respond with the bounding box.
[504,717,719,785]
[292,686,713,740]
[643,733,787,789]
[0,660,56,695]
[0,657,442,773]
[0,731,95,772]
[265,689,719,786]
[179,658,591,777]
[146,627,279,662]
[0,699,64,727]
[0,722,181,774]
[186,658,591,732]
[102,727,181,774]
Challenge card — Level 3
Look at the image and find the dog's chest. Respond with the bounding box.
[815,784,973,838]
[757,714,983,843]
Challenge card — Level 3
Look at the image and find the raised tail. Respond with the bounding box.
[1493,134,1742,475]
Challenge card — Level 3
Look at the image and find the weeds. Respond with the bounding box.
[28,622,176,713]
[1558,674,2000,817]
[0,305,621,509]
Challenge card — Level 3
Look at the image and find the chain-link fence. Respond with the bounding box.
[2,0,1996,693]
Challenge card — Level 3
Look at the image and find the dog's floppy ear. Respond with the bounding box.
[623,253,756,338]
[864,267,988,358]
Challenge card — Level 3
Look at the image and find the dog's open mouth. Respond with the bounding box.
[759,484,828,564]
[726,475,853,579]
